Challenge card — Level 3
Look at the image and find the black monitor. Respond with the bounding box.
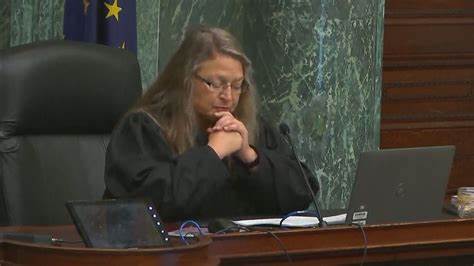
[66,198,169,248]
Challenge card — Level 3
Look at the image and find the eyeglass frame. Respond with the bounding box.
[194,73,249,94]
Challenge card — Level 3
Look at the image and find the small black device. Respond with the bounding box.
[66,198,170,248]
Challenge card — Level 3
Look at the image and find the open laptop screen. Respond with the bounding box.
[346,145,455,225]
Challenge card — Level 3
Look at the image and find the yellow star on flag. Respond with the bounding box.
[104,0,122,21]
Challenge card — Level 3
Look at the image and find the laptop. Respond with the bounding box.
[345,145,455,225]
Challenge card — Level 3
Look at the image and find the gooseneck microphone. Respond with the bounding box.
[279,122,326,227]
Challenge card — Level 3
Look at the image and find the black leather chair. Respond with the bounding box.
[0,40,142,225]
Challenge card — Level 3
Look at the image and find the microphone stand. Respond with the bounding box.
[280,123,326,228]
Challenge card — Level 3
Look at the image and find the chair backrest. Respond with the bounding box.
[0,40,142,225]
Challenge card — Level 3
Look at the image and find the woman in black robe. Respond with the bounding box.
[104,25,319,222]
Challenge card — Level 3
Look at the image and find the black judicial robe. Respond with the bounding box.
[104,112,318,221]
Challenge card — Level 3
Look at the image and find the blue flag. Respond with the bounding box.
[64,0,137,53]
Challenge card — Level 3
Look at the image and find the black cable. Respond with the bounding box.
[214,225,251,235]
[214,225,292,264]
[351,223,368,266]
[265,230,293,264]
[247,227,292,264]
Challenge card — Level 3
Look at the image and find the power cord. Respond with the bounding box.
[262,229,293,264]
[178,220,203,245]
[351,222,368,266]
[214,225,293,264]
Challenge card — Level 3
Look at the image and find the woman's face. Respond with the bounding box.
[192,53,244,123]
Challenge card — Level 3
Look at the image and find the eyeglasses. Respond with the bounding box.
[194,74,248,94]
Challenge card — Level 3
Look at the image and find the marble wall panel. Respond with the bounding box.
[136,0,161,89]
[242,0,384,208]
[0,0,11,49]
[7,0,63,47]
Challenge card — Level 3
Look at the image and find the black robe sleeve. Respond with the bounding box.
[104,112,231,221]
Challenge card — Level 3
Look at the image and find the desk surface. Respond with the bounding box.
[1,217,474,265]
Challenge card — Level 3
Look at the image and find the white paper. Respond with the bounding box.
[234,213,347,228]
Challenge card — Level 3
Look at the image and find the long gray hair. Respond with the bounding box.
[135,25,258,155]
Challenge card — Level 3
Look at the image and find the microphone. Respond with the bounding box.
[279,122,326,227]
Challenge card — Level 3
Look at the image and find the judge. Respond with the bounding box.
[104,25,319,222]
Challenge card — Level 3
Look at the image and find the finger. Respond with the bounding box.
[215,116,235,127]
[223,123,241,132]
[223,122,248,137]
[214,115,236,130]
[223,124,248,147]
[207,126,226,133]
[220,120,241,130]
[214,111,234,119]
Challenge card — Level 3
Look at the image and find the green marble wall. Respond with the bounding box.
[0,0,10,48]
[135,0,160,93]
[1,0,385,209]
[138,0,245,89]
[0,0,64,48]
[241,1,384,209]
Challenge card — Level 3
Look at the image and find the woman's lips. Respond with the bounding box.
[214,107,230,112]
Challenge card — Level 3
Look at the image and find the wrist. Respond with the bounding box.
[238,146,257,163]
[207,143,225,159]
[236,145,259,169]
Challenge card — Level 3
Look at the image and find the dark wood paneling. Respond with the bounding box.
[381,0,474,192]
[381,125,474,192]
[384,81,472,101]
[386,0,474,13]
[385,18,474,56]
[3,220,474,265]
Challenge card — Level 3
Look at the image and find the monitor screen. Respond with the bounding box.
[66,199,169,248]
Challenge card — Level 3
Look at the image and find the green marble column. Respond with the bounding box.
[242,0,384,208]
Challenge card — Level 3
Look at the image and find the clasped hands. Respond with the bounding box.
[207,112,257,164]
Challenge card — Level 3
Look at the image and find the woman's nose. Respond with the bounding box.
[218,85,233,100]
